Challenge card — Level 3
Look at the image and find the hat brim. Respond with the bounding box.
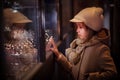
[12,20,32,23]
[69,18,83,23]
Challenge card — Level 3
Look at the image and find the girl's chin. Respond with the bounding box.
[78,37,86,41]
[78,36,82,39]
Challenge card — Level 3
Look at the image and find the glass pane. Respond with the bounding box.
[44,0,60,43]
[3,0,60,79]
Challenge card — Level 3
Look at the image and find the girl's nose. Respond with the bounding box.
[76,27,79,33]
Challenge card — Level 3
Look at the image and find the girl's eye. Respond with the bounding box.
[78,26,82,29]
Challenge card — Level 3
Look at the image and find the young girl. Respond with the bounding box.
[47,7,117,80]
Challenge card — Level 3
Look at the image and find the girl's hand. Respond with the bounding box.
[46,36,60,57]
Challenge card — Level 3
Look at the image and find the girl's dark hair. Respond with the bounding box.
[86,25,97,36]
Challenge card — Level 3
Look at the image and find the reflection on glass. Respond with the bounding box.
[3,8,37,79]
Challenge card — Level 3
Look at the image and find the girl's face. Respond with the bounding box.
[75,22,89,41]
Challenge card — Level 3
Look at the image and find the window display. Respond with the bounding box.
[3,0,60,79]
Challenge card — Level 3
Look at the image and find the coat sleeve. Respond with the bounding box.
[56,53,73,72]
[88,45,117,80]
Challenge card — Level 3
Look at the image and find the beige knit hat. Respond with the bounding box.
[3,8,32,24]
[70,7,104,31]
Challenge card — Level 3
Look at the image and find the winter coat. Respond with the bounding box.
[56,28,117,80]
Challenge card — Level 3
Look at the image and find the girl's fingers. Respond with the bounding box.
[49,36,57,49]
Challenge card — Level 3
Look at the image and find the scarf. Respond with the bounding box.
[65,36,100,65]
